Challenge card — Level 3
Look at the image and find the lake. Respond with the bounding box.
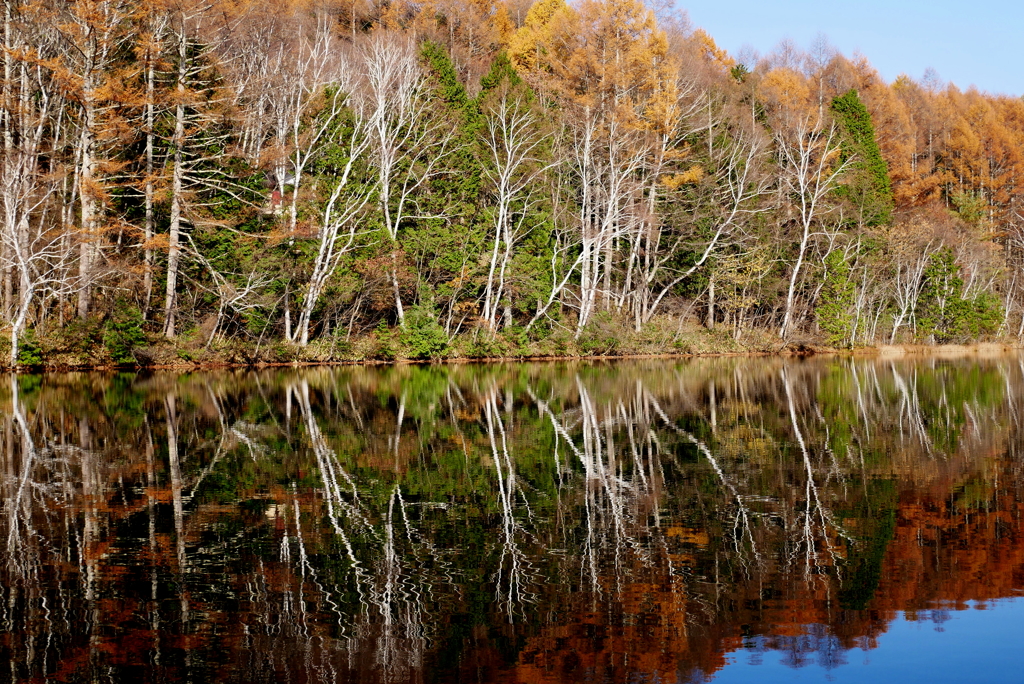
[1,356,1022,683]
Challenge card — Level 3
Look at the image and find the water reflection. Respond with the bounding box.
[1,356,1023,683]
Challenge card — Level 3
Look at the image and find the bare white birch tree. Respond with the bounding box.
[635,126,772,329]
[0,52,76,365]
[776,117,850,338]
[479,88,549,330]
[358,34,460,326]
[571,112,649,336]
[293,77,374,346]
[162,4,254,338]
[889,240,936,343]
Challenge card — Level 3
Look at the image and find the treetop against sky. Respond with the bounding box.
[684,0,1024,96]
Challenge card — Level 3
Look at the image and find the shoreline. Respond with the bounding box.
[9,341,1021,373]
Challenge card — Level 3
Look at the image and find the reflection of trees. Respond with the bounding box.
[296,377,428,683]
[782,367,850,584]
[1,357,1024,682]
[485,386,537,621]
[2,375,61,680]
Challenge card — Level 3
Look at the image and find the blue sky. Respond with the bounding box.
[681,1,1023,96]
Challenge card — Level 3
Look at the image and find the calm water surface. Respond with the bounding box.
[2,356,1023,683]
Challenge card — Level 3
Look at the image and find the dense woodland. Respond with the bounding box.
[2,0,1023,366]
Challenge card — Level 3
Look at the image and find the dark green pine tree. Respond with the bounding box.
[831,89,894,227]
[420,40,483,202]
[479,51,523,94]
[916,246,1002,343]
[816,250,856,347]
[407,42,487,322]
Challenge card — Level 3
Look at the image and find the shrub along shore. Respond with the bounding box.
[8,312,1015,371]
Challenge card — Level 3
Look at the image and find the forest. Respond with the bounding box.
[2,0,1022,366]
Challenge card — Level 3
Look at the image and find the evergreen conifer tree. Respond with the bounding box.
[831,89,894,226]
[817,250,856,347]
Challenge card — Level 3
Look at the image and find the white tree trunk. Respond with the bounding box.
[163,29,188,339]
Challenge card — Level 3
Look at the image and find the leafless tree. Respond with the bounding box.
[636,123,772,328]
[292,77,373,346]
[889,240,936,343]
[357,34,461,326]
[776,116,850,338]
[0,76,76,365]
[479,88,549,330]
[570,112,649,336]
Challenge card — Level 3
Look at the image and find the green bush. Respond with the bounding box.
[56,316,104,356]
[916,247,960,340]
[243,309,271,337]
[463,330,509,358]
[329,335,354,358]
[372,321,397,361]
[578,311,620,355]
[16,329,42,366]
[816,250,856,347]
[916,248,1003,343]
[398,305,449,360]
[946,290,1002,341]
[503,325,530,353]
[103,299,147,364]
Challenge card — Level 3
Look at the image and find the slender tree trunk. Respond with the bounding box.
[143,43,156,318]
[707,272,715,330]
[2,4,11,320]
[780,230,808,339]
[9,287,31,368]
[577,230,594,336]
[162,117,183,337]
[391,252,405,326]
[2,3,10,155]
[163,30,187,339]
[602,233,613,309]
[482,198,505,329]
[77,83,96,319]
[284,282,292,341]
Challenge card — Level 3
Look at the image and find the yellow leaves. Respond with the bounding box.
[760,67,811,115]
[141,234,171,252]
[892,74,915,93]
[660,147,701,190]
[641,74,683,133]
[508,0,569,72]
[512,0,678,145]
[692,28,734,72]
[522,0,565,26]
[470,0,494,13]
[411,0,507,52]
[444,266,472,290]
[376,3,404,31]
[492,2,515,46]
[660,165,704,190]
[566,0,670,96]
[663,145,692,162]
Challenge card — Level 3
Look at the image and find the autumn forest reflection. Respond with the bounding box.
[2,356,1024,683]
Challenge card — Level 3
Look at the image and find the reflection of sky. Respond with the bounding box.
[711,600,1023,683]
